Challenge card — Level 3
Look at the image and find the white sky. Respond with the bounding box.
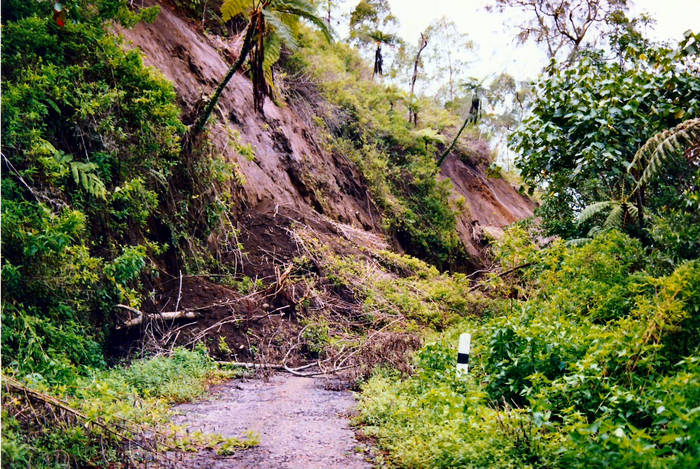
[337,0,700,83]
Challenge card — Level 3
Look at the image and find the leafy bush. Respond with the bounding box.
[1,348,230,468]
[358,230,700,468]
[513,32,700,240]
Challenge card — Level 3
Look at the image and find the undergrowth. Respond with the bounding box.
[357,229,700,468]
[0,1,251,465]
[2,347,256,468]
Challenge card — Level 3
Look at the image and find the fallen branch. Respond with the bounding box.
[216,361,286,369]
[116,304,198,329]
[216,360,355,376]
[468,262,533,292]
[3,376,158,455]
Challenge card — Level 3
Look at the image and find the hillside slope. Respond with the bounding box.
[119,2,534,274]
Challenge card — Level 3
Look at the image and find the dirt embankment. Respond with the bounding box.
[112,1,534,364]
[120,1,533,275]
[119,2,382,257]
[441,154,536,264]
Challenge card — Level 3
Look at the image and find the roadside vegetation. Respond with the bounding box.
[356,9,700,469]
[1,0,698,467]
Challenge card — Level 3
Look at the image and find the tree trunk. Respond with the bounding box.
[252,13,267,114]
[373,43,383,78]
[448,52,454,102]
[437,113,471,167]
[191,24,255,138]
[408,33,428,126]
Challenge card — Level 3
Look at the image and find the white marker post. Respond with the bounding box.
[457,333,471,376]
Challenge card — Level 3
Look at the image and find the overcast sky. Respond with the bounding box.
[337,0,700,83]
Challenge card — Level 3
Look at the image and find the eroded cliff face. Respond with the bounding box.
[119,2,533,273]
[441,154,536,264]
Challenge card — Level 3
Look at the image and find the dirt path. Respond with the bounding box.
[172,373,373,469]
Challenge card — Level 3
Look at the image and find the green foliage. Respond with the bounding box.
[359,229,700,468]
[1,348,248,468]
[300,236,482,329]
[288,30,472,269]
[630,117,700,188]
[1,0,240,388]
[112,347,215,402]
[513,32,700,239]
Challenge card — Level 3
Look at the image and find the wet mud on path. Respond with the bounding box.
[172,374,372,468]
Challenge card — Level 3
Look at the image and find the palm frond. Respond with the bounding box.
[221,0,253,21]
[629,117,700,189]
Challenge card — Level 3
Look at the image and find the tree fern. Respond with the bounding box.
[629,117,700,189]
[576,200,614,224]
[577,199,637,232]
[194,0,331,133]
[604,203,624,230]
[221,0,253,22]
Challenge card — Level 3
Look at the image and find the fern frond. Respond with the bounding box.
[273,0,333,42]
[629,118,700,188]
[263,33,282,71]
[566,238,592,246]
[603,203,624,229]
[576,200,613,224]
[263,10,297,50]
[70,161,107,199]
[221,0,253,21]
[587,225,604,237]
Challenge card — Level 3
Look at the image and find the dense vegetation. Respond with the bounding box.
[1,0,698,467]
[357,16,700,469]
[1,0,250,465]
[358,228,699,468]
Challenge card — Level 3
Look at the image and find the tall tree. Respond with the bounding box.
[192,0,331,136]
[349,0,399,78]
[422,18,473,104]
[488,0,629,64]
[512,31,700,238]
[408,32,428,126]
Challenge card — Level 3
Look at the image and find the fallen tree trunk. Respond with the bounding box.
[116,304,199,329]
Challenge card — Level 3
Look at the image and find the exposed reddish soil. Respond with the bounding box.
[441,154,536,263]
[118,2,382,243]
[119,1,534,277]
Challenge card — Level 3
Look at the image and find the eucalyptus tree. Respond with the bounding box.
[349,0,399,78]
[487,0,629,64]
[422,18,473,104]
[192,0,332,136]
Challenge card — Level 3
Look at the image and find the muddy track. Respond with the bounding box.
[172,374,372,469]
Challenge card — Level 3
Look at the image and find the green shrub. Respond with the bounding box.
[358,231,700,468]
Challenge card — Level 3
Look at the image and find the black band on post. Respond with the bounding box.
[457,353,469,365]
